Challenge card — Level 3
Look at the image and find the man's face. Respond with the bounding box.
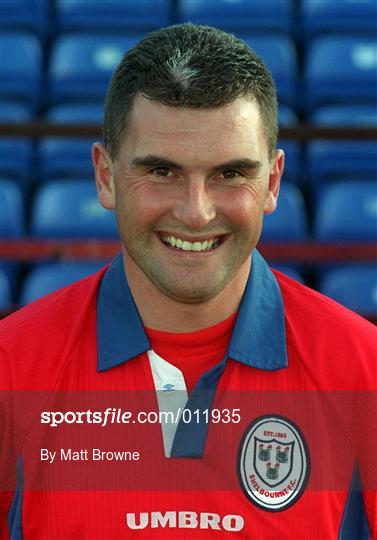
[94,95,283,304]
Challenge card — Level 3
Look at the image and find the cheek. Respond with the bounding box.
[219,186,266,229]
[115,184,169,231]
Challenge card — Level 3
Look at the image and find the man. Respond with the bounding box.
[1,24,376,539]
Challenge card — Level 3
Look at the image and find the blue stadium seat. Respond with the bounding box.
[39,138,94,181]
[307,106,377,187]
[178,0,294,34]
[278,105,301,185]
[305,36,377,112]
[0,269,12,310]
[306,141,377,187]
[319,265,377,315]
[279,105,297,127]
[310,105,377,127]
[39,104,103,181]
[56,0,170,32]
[0,178,24,296]
[20,261,106,305]
[0,0,49,40]
[0,137,35,186]
[260,183,308,242]
[241,35,298,108]
[0,179,24,238]
[49,34,141,105]
[302,0,377,39]
[31,180,118,238]
[0,32,42,112]
[0,103,35,186]
[0,102,32,122]
[314,181,377,242]
[46,103,103,124]
[280,140,301,185]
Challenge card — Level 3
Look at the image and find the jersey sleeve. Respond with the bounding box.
[351,327,377,540]
[359,389,377,538]
[0,347,15,540]
[362,491,376,539]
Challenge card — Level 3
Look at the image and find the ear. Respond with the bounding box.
[92,142,116,210]
[264,149,284,215]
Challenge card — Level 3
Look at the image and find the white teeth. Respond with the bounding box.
[161,235,221,252]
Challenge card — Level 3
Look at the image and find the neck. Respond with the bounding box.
[122,252,251,332]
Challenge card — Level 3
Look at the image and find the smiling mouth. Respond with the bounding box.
[159,234,224,252]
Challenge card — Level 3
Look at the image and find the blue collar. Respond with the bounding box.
[97,250,287,372]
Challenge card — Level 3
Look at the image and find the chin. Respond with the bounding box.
[159,280,227,305]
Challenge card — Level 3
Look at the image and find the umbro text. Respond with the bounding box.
[126,511,245,531]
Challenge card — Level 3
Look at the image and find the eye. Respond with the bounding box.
[151,167,173,177]
[219,169,242,180]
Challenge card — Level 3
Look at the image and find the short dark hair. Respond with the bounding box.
[103,23,278,159]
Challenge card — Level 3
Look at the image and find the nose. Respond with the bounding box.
[172,178,216,230]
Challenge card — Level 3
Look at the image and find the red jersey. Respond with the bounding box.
[0,250,376,539]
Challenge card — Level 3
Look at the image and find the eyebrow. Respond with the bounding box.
[212,158,262,174]
[130,155,262,173]
[130,155,184,171]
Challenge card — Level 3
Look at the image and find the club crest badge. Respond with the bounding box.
[237,415,310,511]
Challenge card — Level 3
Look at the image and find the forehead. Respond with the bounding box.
[119,95,268,163]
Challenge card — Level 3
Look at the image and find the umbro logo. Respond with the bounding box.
[162,383,175,392]
[126,511,244,531]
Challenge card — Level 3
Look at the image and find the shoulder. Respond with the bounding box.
[2,267,107,344]
[272,269,376,388]
[273,269,376,338]
[0,267,107,386]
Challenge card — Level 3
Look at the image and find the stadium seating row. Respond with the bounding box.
[1,103,376,189]
[2,178,376,243]
[1,263,376,317]
[1,31,376,114]
[0,0,376,39]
